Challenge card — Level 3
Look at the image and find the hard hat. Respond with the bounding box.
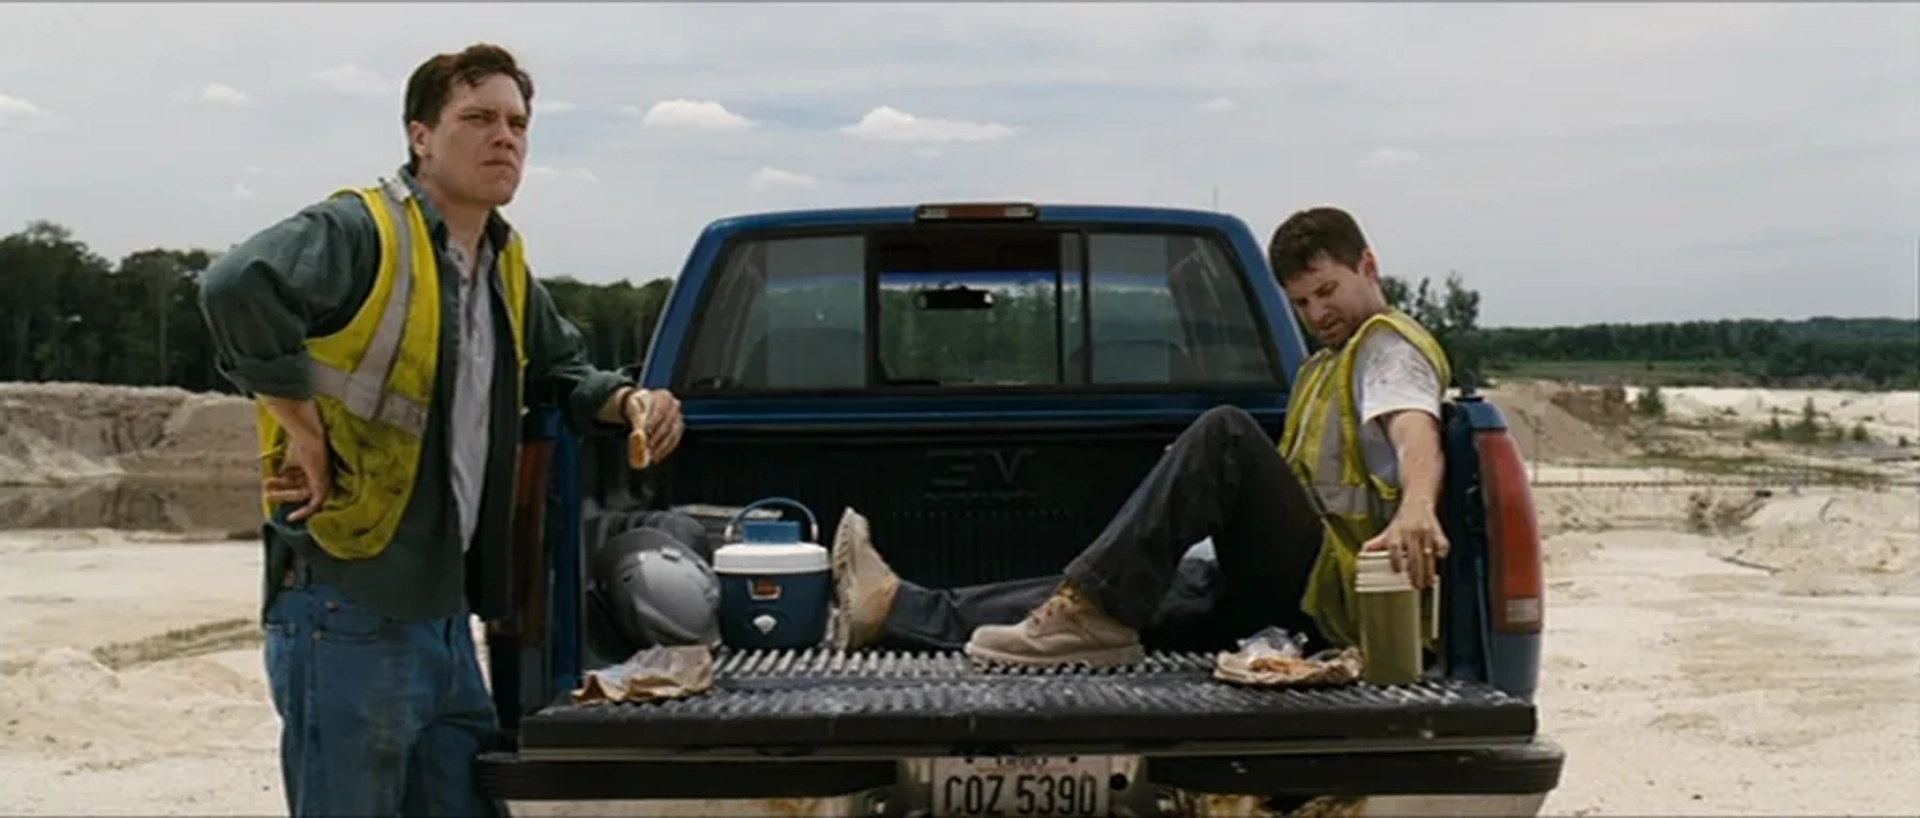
[590,526,721,649]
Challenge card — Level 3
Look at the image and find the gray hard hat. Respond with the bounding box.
[591,526,721,648]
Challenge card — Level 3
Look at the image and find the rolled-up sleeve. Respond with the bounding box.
[197,197,377,399]
[523,276,636,435]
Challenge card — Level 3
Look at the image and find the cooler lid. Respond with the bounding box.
[713,542,829,575]
[740,520,802,543]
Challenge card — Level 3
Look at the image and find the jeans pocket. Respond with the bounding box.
[262,591,302,647]
[262,620,300,712]
[314,592,402,645]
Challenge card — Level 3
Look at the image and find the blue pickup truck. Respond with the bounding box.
[476,202,1564,816]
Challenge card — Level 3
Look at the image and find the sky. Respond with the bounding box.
[1,2,1914,328]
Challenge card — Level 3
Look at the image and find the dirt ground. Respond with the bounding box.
[1,381,1917,815]
[1532,488,1920,816]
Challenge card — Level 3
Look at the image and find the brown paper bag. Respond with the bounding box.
[570,644,715,705]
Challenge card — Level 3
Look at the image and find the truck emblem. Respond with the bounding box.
[926,448,1034,491]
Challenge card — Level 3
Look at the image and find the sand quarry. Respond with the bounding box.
[2,380,1917,815]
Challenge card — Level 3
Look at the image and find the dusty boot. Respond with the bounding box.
[830,507,899,650]
[964,584,1144,668]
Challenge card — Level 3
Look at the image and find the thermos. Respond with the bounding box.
[1355,551,1424,685]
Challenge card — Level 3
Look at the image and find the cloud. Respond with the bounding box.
[750,167,817,190]
[638,99,753,130]
[533,100,577,114]
[0,94,58,133]
[309,64,399,97]
[230,182,257,201]
[1361,147,1422,165]
[1200,97,1238,113]
[199,84,250,106]
[0,95,52,120]
[840,106,1019,143]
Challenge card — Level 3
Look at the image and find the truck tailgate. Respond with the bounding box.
[518,648,1537,754]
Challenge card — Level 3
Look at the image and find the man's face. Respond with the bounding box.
[409,73,529,208]
[1282,250,1383,349]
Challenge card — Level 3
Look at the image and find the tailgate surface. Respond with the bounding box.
[521,649,1537,752]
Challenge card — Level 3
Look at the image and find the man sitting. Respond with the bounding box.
[830,206,1454,666]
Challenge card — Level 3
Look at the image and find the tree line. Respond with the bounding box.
[2,219,1913,393]
[0,220,665,393]
[1472,315,1918,389]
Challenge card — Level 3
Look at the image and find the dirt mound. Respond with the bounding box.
[0,643,275,770]
[122,400,261,480]
[0,383,257,487]
[1684,489,1771,535]
[1481,381,1625,464]
[1551,384,1633,427]
[1707,489,1920,596]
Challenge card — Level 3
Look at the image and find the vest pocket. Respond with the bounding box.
[320,434,364,514]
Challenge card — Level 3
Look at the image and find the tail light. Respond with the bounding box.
[914,202,1039,221]
[1474,426,1544,634]
[506,438,555,640]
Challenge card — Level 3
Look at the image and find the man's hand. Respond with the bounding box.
[1361,506,1448,588]
[264,430,331,522]
[258,396,330,522]
[624,388,685,465]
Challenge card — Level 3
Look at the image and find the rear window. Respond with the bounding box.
[679,226,1279,392]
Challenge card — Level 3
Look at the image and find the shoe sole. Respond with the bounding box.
[828,532,874,651]
[828,551,854,650]
[964,641,1146,669]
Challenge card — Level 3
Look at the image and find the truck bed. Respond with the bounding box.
[622,413,1253,589]
[516,648,1536,754]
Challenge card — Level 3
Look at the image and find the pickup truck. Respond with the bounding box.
[475,201,1565,817]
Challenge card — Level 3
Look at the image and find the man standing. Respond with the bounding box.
[198,43,684,816]
[831,206,1453,665]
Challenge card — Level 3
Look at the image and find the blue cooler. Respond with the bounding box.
[712,498,831,651]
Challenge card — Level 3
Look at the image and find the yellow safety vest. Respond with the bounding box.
[1277,309,1452,649]
[254,177,532,561]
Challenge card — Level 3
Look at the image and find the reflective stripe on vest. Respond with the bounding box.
[253,177,532,561]
[310,179,431,436]
[1276,309,1452,649]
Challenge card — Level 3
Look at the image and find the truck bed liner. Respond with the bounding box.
[521,649,1537,753]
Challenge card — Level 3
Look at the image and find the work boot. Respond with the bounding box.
[830,507,899,651]
[964,583,1144,668]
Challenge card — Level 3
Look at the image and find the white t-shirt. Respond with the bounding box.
[1352,330,1444,492]
[1187,331,1441,562]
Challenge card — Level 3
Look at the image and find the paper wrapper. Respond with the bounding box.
[1290,795,1369,818]
[570,645,715,705]
[1212,626,1363,688]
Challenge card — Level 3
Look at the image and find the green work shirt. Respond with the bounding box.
[198,167,634,624]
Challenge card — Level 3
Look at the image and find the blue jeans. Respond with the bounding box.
[264,576,502,817]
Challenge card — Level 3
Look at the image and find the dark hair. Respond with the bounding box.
[401,43,535,170]
[1268,206,1369,282]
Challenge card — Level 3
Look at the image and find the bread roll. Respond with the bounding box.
[628,426,652,470]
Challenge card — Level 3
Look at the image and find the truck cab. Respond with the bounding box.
[479,202,1563,816]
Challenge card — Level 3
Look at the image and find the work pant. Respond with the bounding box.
[264,567,501,817]
[879,404,1331,652]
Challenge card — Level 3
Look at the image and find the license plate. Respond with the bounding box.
[931,755,1111,817]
